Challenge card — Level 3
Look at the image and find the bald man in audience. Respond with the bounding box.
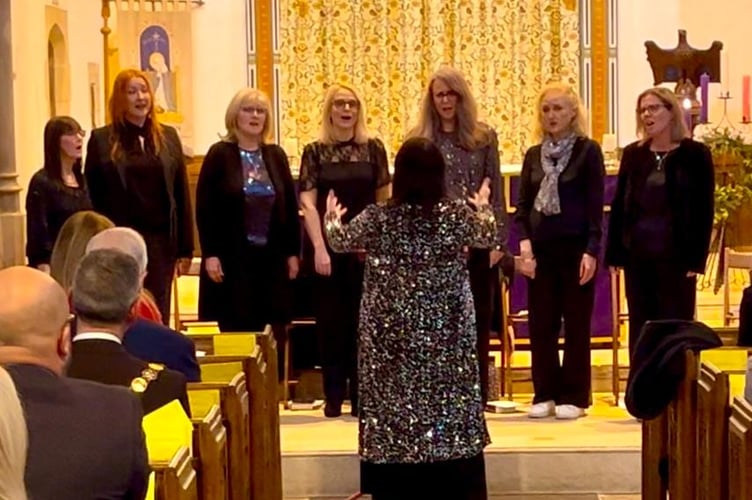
[66,249,191,416]
[0,266,149,500]
[86,227,201,382]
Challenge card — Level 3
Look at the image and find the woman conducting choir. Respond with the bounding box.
[516,83,605,419]
[85,69,194,323]
[299,83,390,418]
[325,137,492,499]
[606,87,714,358]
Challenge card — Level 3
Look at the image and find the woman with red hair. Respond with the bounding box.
[85,69,193,324]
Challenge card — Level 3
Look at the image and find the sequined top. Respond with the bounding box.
[325,200,495,463]
[239,148,276,246]
[434,128,508,249]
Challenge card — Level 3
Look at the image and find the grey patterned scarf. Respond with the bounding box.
[533,134,578,215]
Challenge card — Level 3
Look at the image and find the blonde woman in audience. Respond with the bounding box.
[49,210,115,290]
[0,366,28,500]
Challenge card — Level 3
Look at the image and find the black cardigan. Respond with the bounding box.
[605,138,715,274]
[515,137,605,256]
[84,123,194,258]
[195,141,301,259]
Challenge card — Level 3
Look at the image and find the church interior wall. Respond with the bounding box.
[617,0,750,145]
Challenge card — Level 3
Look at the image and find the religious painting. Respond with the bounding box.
[140,25,179,117]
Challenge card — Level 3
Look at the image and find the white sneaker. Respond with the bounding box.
[528,400,555,418]
[555,404,585,420]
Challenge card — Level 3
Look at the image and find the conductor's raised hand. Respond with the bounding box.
[326,190,348,219]
[468,177,491,208]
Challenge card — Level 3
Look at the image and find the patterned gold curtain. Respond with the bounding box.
[279,0,579,164]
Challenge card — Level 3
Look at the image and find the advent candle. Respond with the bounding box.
[700,73,710,123]
[744,75,751,122]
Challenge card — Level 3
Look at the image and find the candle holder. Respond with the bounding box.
[712,92,739,132]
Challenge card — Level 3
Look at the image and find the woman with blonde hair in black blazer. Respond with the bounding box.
[516,82,605,420]
[196,88,300,353]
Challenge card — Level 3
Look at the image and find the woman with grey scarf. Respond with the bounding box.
[515,83,605,420]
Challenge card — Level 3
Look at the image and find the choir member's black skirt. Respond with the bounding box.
[360,452,487,499]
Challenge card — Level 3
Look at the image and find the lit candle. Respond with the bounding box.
[743,75,751,122]
[682,98,692,131]
[700,73,710,123]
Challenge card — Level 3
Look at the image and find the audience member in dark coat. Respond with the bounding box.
[0,266,149,500]
[84,227,201,382]
[67,249,190,416]
[124,318,201,382]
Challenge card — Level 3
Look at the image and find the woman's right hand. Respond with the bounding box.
[314,248,332,276]
[205,257,224,283]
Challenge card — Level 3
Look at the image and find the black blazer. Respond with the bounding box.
[67,338,191,416]
[515,137,605,256]
[195,141,301,259]
[84,124,194,258]
[7,363,149,500]
[605,138,715,274]
[123,319,201,382]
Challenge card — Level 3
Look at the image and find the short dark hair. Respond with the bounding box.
[71,249,140,326]
[43,116,84,184]
[391,137,446,209]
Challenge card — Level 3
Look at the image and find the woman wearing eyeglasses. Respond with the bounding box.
[299,83,390,418]
[408,66,511,405]
[26,116,93,273]
[195,88,300,346]
[606,87,714,358]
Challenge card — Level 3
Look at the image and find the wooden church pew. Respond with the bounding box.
[142,401,198,500]
[728,396,752,500]
[199,353,271,500]
[696,361,746,500]
[151,446,199,500]
[184,324,282,500]
[188,373,251,500]
[190,404,229,500]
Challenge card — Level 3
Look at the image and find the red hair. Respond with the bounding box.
[108,69,164,159]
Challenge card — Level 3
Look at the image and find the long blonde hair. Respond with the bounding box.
[533,82,589,141]
[0,366,28,500]
[319,83,370,145]
[408,66,490,150]
[50,211,115,290]
[635,87,690,143]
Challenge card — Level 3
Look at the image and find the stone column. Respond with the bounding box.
[0,0,23,269]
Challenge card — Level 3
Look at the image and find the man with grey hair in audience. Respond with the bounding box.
[86,227,200,382]
[66,248,190,415]
[0,266,149,499]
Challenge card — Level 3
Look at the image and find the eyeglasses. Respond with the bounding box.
[63,130,86,138]
[433,90,459,101]
[62,313,76,329]
[333,99,359,110]
[240,106,267,116]
[637,104,668,115]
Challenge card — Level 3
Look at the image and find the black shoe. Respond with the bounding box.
[324,402,342,418]
[350,402,358,417]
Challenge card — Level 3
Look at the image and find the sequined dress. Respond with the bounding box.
[325,200,495,468]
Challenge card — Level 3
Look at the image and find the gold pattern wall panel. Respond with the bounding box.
[255,0,274,102]
[278,0,580,164]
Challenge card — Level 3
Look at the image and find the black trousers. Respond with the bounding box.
[468,249,493,405]
[624,257,696,360]
[315,253,364,406]
[527,239,594,408]
[142,232,177,326]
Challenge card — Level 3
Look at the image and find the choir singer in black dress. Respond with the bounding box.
[196,88,300,344]
[85,69,194,324]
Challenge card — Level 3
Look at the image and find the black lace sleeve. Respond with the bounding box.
[370,138,391,188]
[299,142,320,192]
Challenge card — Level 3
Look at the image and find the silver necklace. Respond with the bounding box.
[653,151,668,171]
